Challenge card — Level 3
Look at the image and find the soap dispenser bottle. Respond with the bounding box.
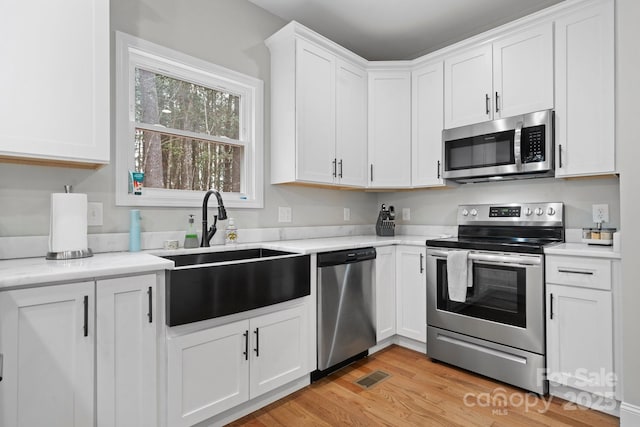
[225,218,238,244]
[184,214,199,249]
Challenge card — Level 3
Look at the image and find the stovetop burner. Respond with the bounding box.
[426,202,565,254]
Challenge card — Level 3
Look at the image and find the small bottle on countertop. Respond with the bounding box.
[225,218,238,244]
[184,214,199,249]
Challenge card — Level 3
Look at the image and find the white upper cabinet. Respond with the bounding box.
[444,44,493,128]
[368,70,412,188]
[0,0,109,167]
[295,40,337,184]
[554,0,615,177]
[336,59,369,187]
[412,61,445,187]
[493,22,554,118]
[268,26,368,187]
[444,22,553,129]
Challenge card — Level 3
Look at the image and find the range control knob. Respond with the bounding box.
[535,208,544,216]
[524,208,533,216]
[470,209,478,217]
[462,209,469,216]
[547,207,556,216]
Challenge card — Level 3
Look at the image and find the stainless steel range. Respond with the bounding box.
[426,202,564,394]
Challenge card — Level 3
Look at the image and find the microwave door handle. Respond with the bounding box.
[514,121,523,171]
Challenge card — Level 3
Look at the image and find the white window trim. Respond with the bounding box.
[115,31,264,208]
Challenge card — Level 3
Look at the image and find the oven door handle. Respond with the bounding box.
[428,250,541,266]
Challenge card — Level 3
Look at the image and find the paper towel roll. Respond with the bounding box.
[48,193,89,253]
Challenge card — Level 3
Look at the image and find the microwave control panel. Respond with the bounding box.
[521,125,545,163]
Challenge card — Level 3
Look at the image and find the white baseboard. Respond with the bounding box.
[200,376,310,427]
[370,335,426,355]
[549,382,619,417]
[620,401,640,426]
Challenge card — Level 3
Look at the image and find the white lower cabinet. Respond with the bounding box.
[546,254,616,398]
[395,246,427,343]
[167,304,308,427]
[0,282,95,427]
[97,275,158,427]
[546,284,614,397]
[375,246,396,342]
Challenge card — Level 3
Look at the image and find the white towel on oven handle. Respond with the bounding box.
[447,250,472,303]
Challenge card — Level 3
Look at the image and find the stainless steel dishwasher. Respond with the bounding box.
[313,247,376,380]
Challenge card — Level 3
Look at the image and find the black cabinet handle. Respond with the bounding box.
[254,328,259,357]
[243,330,249,360]
[338,159,343,178]
[495,91,499,113]
[485,94,490,115]
[0,353,3,382]
[332,159,337,178]
[550,293,554,320]
[147,286,153,323]
[420,253,424,274]
[437,160,441,179]
[83,295,89,337]
[559,144,563,168]
[370,164,374,182]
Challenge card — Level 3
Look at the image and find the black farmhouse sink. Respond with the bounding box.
[161,248,310,326]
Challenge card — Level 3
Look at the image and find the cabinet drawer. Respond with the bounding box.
[546,256,611,290]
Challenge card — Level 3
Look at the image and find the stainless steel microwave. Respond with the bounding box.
[442,110,554,182]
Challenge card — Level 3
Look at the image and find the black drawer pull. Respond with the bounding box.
[557,268,594,275]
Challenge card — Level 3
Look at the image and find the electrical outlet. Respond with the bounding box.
[278,206,292,223]
[592,204,610,224]
[402,208,410,221]
[343,208,351,221]
[87,202,103,226]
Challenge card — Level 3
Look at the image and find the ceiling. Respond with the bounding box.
[249,0,564,61]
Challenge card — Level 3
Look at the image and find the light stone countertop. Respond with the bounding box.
[0,234,441,290]
[544,242,621,259]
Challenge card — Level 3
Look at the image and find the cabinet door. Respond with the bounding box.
[555,0,615,177]
[395,246,427,343]
[412,61,445,187]
[336,59,368,187]
[250,304,308,398]
[375,246,396,342]
[493,22,553,118]
[444,44,493,128]
[296,39,336,184]
[97,274,157,427]
[368,70,412,187]
[546,284,614,396]
[0,0,109,166]
[167,320,249,427]
[0,282,95,427]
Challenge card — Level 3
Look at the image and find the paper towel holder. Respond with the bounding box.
[46,185,94,260]
[46,248,94,260]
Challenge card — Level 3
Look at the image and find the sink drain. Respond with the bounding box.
[355,370,391,389]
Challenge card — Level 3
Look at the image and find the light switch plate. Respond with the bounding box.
[87,202,103,226]
[344,208,350,221]
[402,208,410,221]
[278,206,292,223]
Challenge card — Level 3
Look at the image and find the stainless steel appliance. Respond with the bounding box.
[442,110,554,182]
[426,202,564,394]
[314,247,376,380]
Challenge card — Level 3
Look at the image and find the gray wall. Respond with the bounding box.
[379,177,620,229]
[618,0,640,413]
[0,0,379,237]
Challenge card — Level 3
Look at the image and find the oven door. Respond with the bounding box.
[426,247,544,354]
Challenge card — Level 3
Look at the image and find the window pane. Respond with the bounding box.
[134,128,242,192]
[135,68,240,140]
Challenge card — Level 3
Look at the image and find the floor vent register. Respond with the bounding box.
[355,370,391,389]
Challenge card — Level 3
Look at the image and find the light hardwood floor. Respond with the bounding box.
[230,345,618,426]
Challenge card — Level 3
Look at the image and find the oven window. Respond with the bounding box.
[436,259,526,327]
[445,130,515,171]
